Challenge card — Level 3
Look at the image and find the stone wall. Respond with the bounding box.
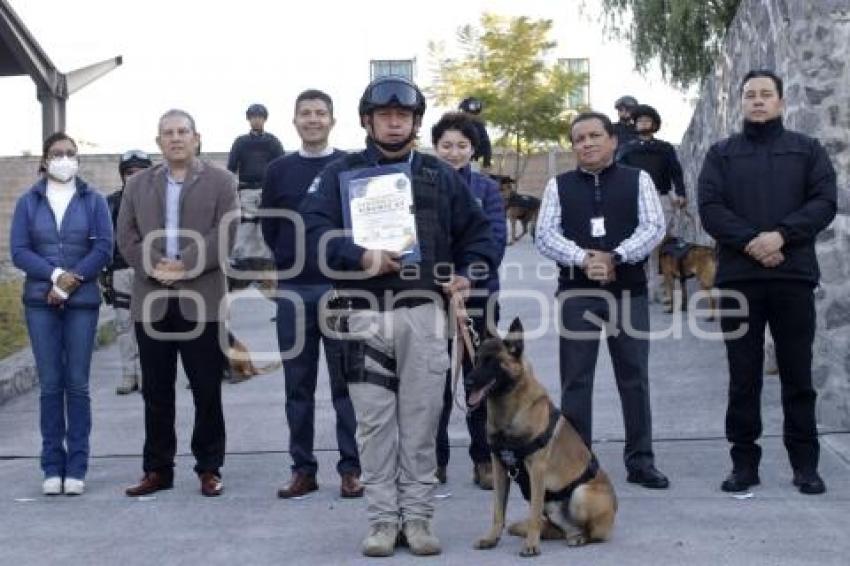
[677,0,850,428]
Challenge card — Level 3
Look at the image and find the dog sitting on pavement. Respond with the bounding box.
[658,236,717,319]
[467,318,617,557]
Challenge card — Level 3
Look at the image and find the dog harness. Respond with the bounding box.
[661,238,696,261]
[490,403,600,502]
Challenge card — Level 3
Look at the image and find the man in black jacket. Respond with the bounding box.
[612,95,639,152]
[698,69,836,495]
[300,76,494,557]
[227,103,284,274]
[618,104,687,301]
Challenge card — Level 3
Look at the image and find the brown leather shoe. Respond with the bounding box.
[199,472,223,497]
[340,472,365,498]
[277,472,318,499]
[125,472,173,497]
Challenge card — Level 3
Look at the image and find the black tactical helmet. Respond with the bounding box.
[358,76,426,124]
[631,104,662,131]
[614,95,639,110]
[459,97,483,114]
[118,149,152,177]
[246,103,269,119]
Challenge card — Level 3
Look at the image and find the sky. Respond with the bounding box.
[0,0,696,157]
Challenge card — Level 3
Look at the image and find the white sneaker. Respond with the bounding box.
[64,478,85,495]
[42,477,62,495]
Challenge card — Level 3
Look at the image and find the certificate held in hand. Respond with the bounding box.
[339,163,421,263]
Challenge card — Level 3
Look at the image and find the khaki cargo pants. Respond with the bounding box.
[344,302,449,526]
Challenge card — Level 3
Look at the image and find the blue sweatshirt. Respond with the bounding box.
[261,149,346,284]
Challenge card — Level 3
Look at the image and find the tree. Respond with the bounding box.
[428,14,586,181]
[599,0,740,89]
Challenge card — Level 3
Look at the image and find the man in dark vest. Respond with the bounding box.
[699,69,836,495]
[536,111,669,489]
[300,76,495,557]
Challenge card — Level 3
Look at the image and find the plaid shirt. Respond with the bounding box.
[536,169,665,267]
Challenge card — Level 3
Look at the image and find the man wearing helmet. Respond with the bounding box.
[613,95,639,151]
[458,97,492,169]
[617,104,687,302]
[102,150,153,394]
[226,104,284,277]
[300,76,495,557]
[227,104,285,185]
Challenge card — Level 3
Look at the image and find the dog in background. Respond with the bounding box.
[226,333,282,383]
[658,236,717,319]
[467,318,617,557]
[492,174,541,244]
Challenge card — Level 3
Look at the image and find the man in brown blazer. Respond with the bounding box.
[117,109,239,497]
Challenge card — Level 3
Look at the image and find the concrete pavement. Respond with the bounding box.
[1,236,848,565]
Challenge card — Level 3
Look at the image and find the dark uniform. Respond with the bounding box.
[698,117,836,486]
[300,137,495,528]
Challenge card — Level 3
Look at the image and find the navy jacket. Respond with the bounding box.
[698,118,836,286]
[299,140,496,301]
[460,165,506,292]
[261,150,346,284]
[10,177,113,308]
[227,131,284,185]
[617,137,686,196]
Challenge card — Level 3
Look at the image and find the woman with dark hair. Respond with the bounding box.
[431,112,507,489]
[9,132,113,496]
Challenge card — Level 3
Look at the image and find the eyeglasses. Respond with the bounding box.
[47,149,77,159]
[121,149,150,163]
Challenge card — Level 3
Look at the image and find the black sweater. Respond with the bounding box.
[617,137,686,196]
[697,118,836,285]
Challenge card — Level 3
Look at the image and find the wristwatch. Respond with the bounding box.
[612,251,624,265]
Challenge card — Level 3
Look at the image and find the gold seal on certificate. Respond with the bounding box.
[342,166,420,261]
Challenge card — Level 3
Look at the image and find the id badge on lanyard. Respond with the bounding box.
[590,216,606,238]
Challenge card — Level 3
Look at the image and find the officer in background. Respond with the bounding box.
[227,104,284,274]
[617,104,687,302]
[612,95,639,153]
[102,149,153,395]
[458,97,492,169]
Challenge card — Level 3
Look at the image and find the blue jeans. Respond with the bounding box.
[25,306,99,479]
[276,283,359,476]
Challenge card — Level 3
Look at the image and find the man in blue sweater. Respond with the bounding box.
[260,90,362,500]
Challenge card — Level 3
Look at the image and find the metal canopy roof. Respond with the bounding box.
[0,0,121,140]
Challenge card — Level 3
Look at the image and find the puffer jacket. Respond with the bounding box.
[10,177,113,308]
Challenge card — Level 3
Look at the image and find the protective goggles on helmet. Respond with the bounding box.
[120,149,151,164]
[365,80,422,109]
